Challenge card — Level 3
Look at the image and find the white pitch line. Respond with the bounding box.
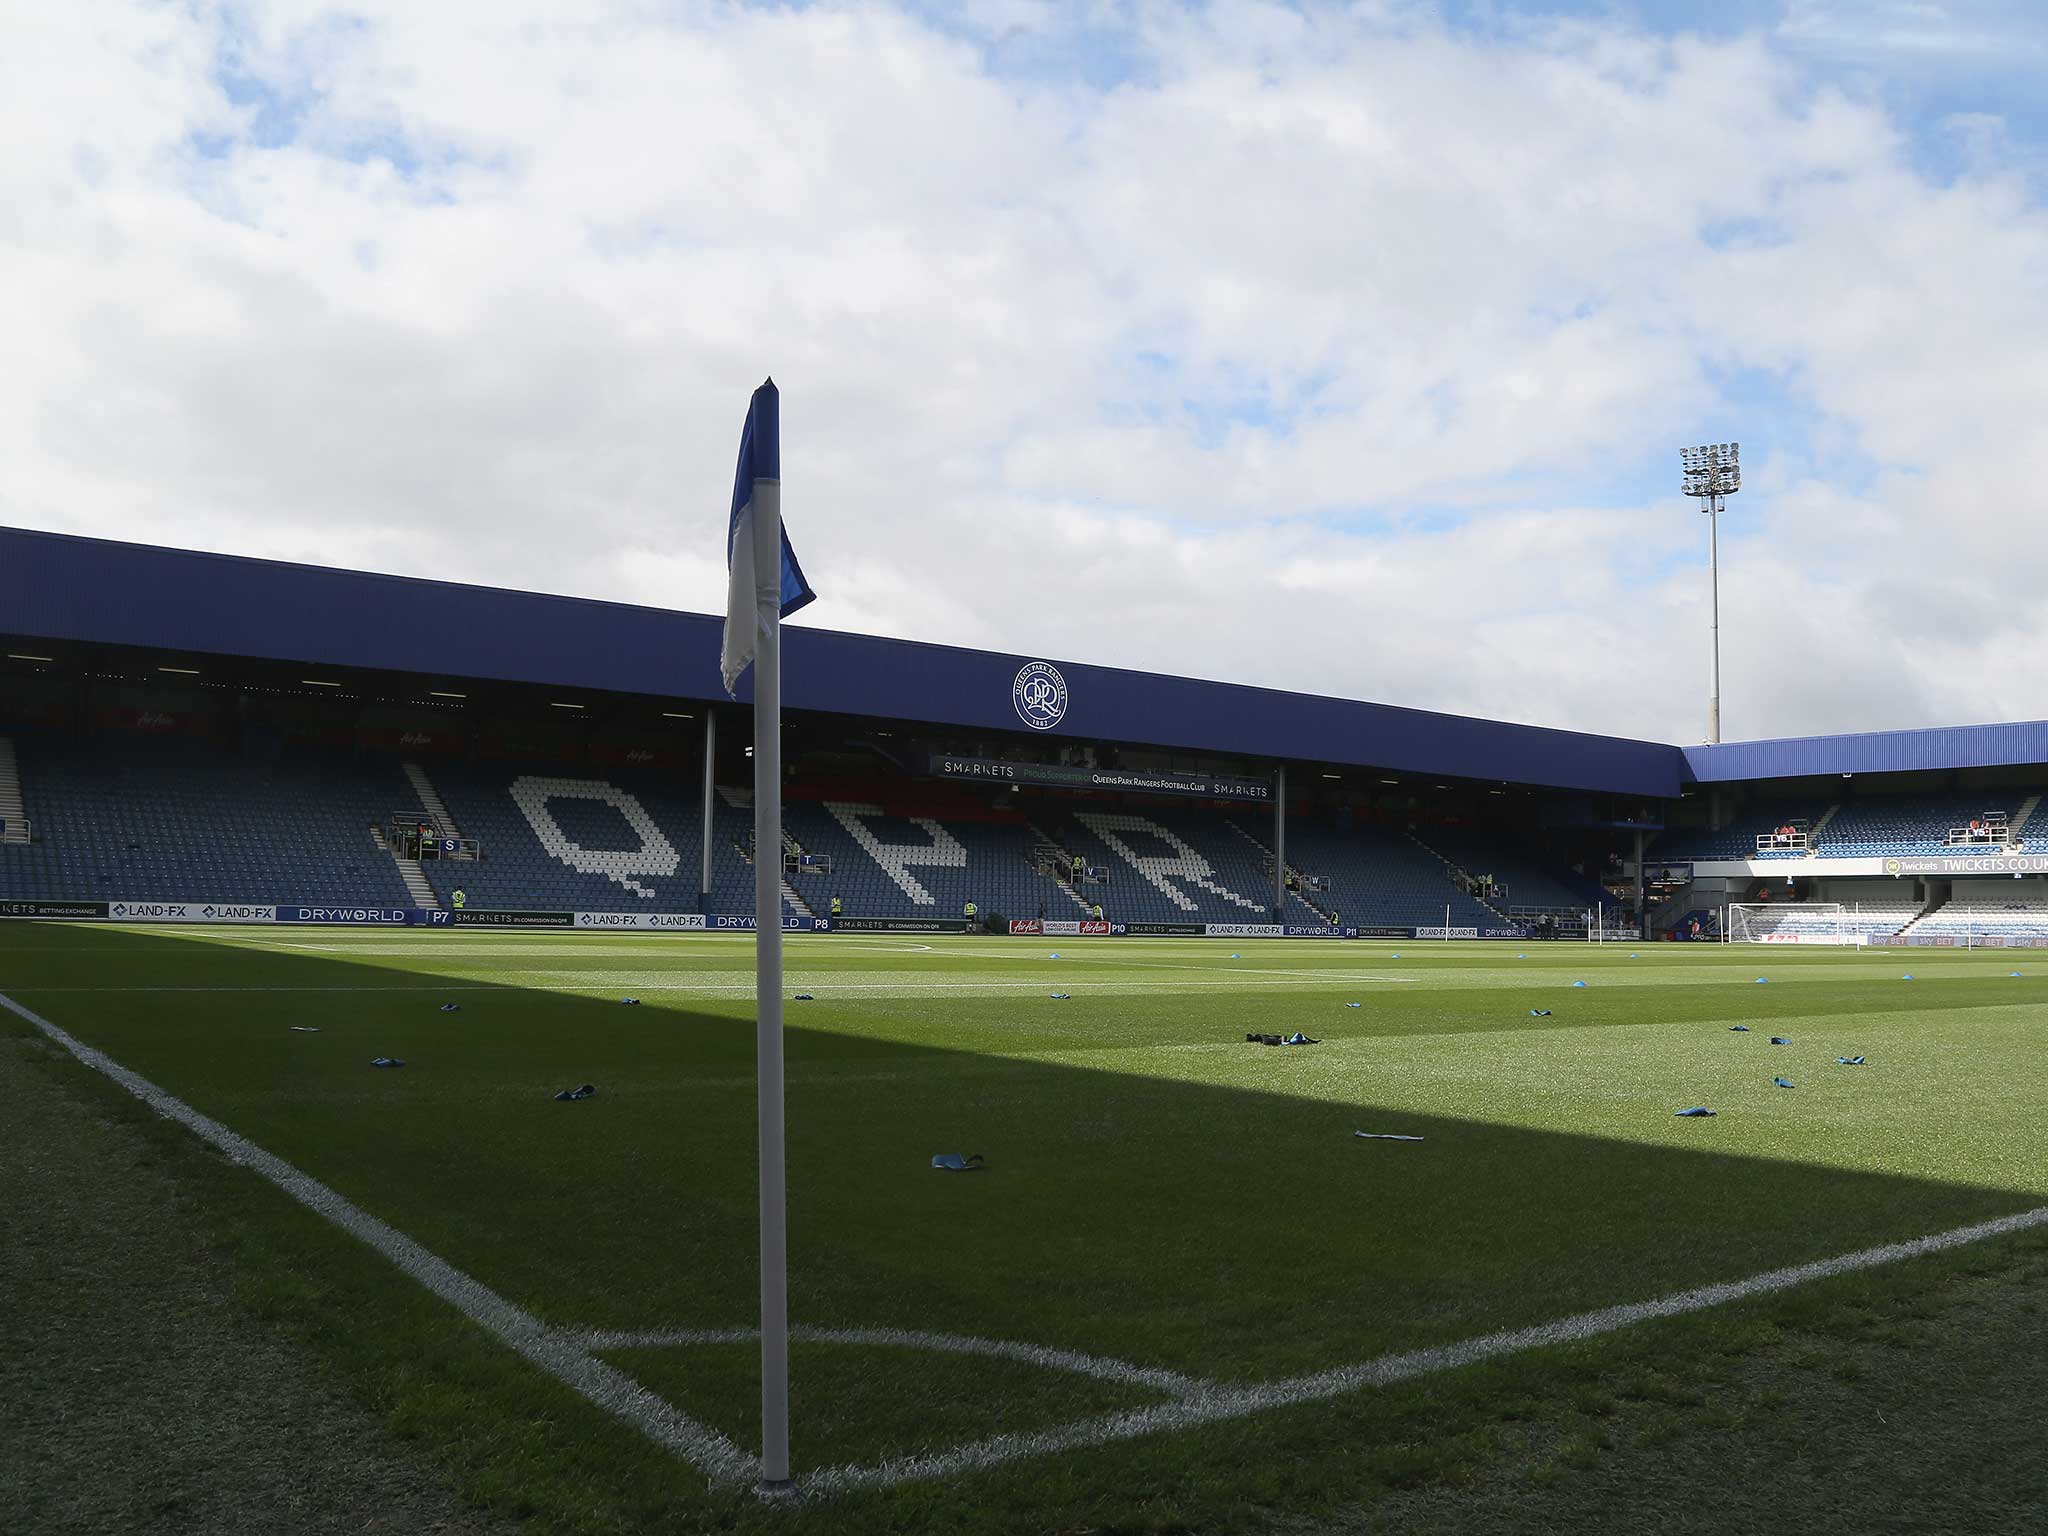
[802,1201,2048,1494]
[579,1325,1204,1398]
[11,984,2038,1503]
[0,988,757,1489]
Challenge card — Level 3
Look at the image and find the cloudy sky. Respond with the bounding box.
[5,1,2045,745]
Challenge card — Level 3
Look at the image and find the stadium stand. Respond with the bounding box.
[0,737,415,907]
[0,739,1671,933]
[1409,823,1605,917]
[1279,817,1497,930]
[1906,902,2048,939]
[1818,795,2026,858]
[411,763,768,916]
[1650,804,1832,862]
[1653,792,2046,861]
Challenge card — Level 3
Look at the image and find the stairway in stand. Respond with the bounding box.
[0,738,28,844]
[1222,817,1335,923]
[1024,818,1095,912]
[404,762,462,839]
[370,825,440,908]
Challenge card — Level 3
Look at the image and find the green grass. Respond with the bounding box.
[4,924,2046,1532]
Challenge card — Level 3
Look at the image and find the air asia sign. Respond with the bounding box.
[1009,919,1117,936]
[574,912,708,930]
[929,755,1272,803]
[110,901,278,923]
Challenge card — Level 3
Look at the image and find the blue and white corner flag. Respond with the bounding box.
[721,379,815,694]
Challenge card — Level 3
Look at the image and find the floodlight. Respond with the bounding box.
[1679,441,1743,744]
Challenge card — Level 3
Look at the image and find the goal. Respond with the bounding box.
[1724,902,1862,946]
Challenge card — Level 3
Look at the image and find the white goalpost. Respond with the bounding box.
[1724,902,1863,946]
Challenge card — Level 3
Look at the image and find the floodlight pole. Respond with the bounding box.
[1680,443,1740,746]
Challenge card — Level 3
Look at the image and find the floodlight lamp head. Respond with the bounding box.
[1679,440,1740,500]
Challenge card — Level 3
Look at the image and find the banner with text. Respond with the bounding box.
[111,901,279,924]
[574,912,709,931]
[1204,923,1286,938]
[274,905,414,925]
[825,916,961,933]
[1413,926,1480,939]
[1124,922,1206,936]
[929,754,1271,802]
[0,900,109,920]
[451,909,574,928]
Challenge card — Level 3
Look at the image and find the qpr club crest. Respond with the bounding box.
[1012,661,1069,731]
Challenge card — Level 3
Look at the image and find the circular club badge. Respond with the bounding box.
[1012,661,1069,731]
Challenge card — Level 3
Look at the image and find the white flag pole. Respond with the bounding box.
[750,476,792,1491]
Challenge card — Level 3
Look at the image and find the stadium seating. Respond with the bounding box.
[1409,824,1605,915]
[1907,902,2048,939]
[1817,795,2025,859]
[0,737,415,907]
[0,738,1648,935]
[1280,818,1498,930]
[1655,793,2040,862]
[1650,805,1830,862]
[412,763,788,916]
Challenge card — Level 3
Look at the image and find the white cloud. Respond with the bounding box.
[2,0,2046,745]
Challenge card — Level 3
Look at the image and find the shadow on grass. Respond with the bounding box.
[2,921,2042,1490]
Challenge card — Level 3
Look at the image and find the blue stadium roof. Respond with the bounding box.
[7,525,2043,797]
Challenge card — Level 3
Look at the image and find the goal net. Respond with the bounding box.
[1725,902,1862,946]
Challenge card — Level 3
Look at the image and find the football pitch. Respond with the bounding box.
[6,923,2048,1532]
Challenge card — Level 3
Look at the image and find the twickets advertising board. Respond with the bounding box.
[0,900,108,919]
[1888,855,2048,876]
[110,901,279,923]
[451,909,574,928]
[574,912,709,930]
[827,916,966,933]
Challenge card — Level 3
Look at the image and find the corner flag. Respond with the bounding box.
[718,377,809,1492]
[721,379,814,694]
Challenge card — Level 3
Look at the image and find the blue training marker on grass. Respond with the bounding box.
[1770,1036,1790,1045]
[1729,1025,1751,1032]
[439,1002,461,1012]
[1675,1107,1716,1117]
[1836,1056,1866,1066]
[1529,1008,1552,1017]
[1773,1076,1795,1088]
[1755,977,1770,984]
[792,993,815,1001]
[1230,954,1241,960]
[1049,993,1071,1000]
[1049,952,1060,959]
[1346,1002,1362,1008]
[1572,980,1587,988]
[370,1056,405,1068]
[1901,974,1914,981]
